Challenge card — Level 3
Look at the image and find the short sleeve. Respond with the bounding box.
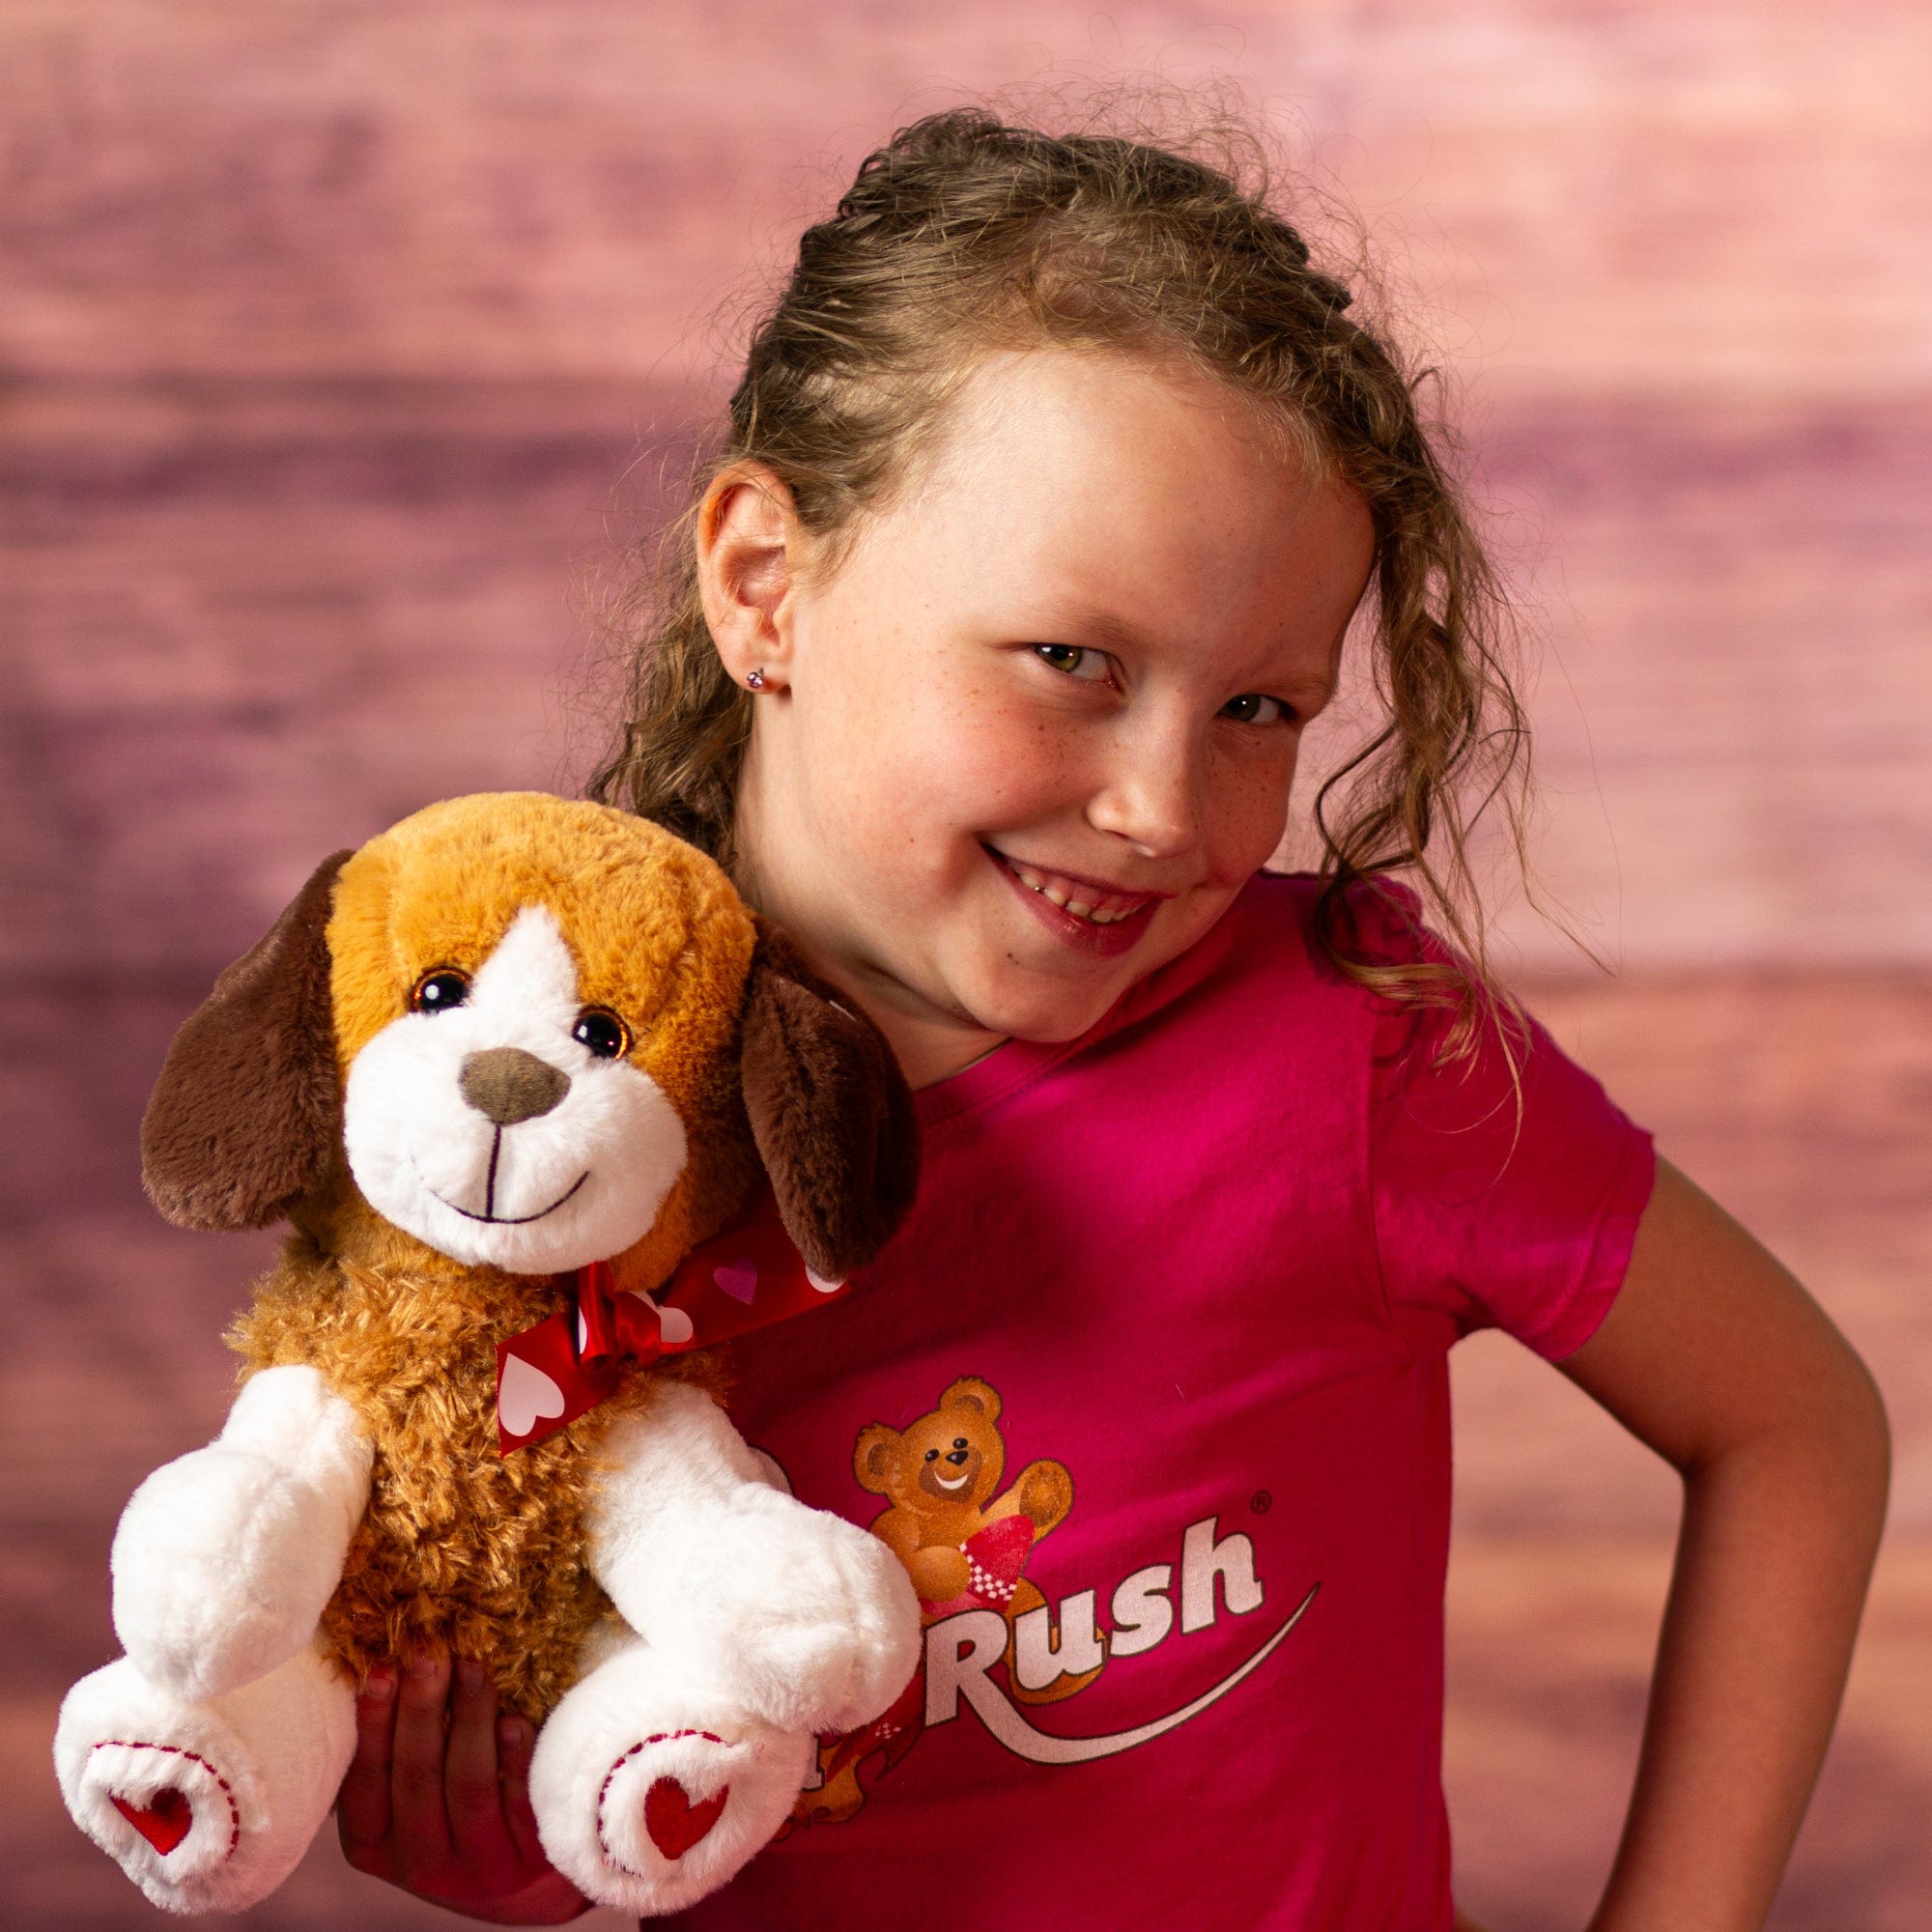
[1357,882,1657,1361]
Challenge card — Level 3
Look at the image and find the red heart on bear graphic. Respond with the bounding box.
[112,1788,193,1856]
[644,1776,728,1859]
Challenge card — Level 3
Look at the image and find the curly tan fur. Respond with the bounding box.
[227,1217,728,1721]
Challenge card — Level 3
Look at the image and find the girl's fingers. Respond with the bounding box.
[388,1650,457,1860]
[335,1663,399,1866]
[495,1712,549,1868]
[444,1658,511,1860]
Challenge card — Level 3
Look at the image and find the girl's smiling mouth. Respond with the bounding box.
[982,842,1167,957]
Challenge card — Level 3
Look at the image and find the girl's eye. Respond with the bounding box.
[1221,693,1293,725]
[1033,642,1111,682]
[572,1009,631,1061]
[410,969,471,1014]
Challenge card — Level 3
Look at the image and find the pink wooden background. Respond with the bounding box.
[4,5,1927,1925]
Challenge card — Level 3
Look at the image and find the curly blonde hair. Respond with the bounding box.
[587,94,1536,1051]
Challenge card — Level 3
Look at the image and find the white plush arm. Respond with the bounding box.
[587,1382,920,1736]
[111,1364,373,1703]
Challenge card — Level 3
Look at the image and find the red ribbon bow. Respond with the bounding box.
[494,1187,850,1455]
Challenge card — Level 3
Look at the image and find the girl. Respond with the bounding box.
[333,108,1890,1929]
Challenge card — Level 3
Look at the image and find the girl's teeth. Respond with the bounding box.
[1003,853,1145,924]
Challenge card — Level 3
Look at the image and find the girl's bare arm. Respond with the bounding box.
[1547,1155,1890,1932]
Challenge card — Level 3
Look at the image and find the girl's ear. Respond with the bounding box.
[141,851,352,1231]
[739,919,921,1281]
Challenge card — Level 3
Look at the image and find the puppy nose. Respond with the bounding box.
[459,1047,570,1125]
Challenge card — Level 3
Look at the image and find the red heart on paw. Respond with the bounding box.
[644,1776,729,1859]
[111,1788,193,1856]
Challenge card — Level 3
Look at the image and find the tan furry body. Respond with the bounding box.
[229,1222,730,1722]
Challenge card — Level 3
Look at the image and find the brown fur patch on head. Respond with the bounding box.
[325,794,760,1278]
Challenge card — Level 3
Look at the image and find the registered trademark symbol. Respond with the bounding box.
[1250,1489,1272,1515]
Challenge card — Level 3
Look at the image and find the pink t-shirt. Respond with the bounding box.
[675,872,1655,1930]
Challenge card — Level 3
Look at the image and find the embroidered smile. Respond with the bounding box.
[985,846,1166,925]
[433,1169,590,1225]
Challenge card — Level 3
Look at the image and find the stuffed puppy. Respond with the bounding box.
[53,791,923,1918]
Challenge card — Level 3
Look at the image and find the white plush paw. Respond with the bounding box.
[596,1726,801,1915]
[54,1646,355,1915]
[111,1445,340,1701]
[680,1503,923,1735]
[530,1642,811,1917]
[66,1734,244,1911]
[58,1662,259,1914]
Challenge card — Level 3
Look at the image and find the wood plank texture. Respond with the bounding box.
[4,2,1925,394]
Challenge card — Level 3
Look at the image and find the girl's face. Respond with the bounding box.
[702,346,1377,1087]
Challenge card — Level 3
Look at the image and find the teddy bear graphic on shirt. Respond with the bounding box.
[787,1374,1102,1827]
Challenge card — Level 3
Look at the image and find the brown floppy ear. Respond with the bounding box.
[739,918,921,1281]
[140,850,352,1231]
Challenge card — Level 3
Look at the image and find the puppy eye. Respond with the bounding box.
[923,1447,939,1462]
[411,969,471,1014]
[572,1008,631,1061]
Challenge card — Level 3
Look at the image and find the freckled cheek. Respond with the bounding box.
[1203,748,1299,880]
[844,685,1073,849]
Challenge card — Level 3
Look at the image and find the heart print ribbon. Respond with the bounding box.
[494,1185,849,1455]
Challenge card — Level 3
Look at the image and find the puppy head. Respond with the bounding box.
[142,793,919,1282]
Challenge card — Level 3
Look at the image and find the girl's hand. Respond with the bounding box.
[336,1653,592,1924]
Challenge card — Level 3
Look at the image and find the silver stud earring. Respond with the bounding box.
[746,668,767,691]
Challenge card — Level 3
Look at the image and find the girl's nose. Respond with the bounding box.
[1085,723,1203,860]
